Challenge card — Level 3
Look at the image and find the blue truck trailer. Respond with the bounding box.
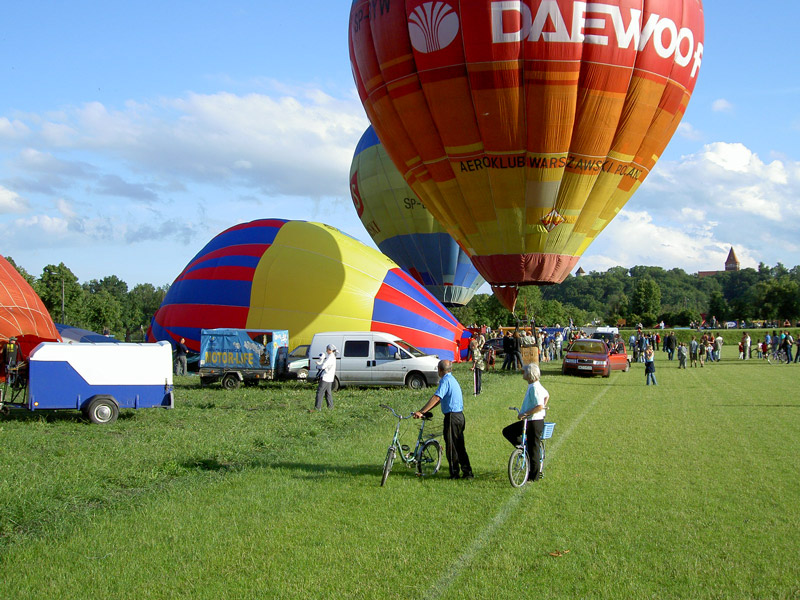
[0,340,174,424]
[198,328,289,389]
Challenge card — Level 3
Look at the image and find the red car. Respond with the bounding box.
[562,338,630,378]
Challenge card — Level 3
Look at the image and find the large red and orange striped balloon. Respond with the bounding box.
[349,0,704,310]
[0,255,60,357]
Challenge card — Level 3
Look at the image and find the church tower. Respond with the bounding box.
[725,247,740,272]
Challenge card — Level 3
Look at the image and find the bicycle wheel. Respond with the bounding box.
[416,439,442,478]
[508,447,529,488]
[380,447,396,487]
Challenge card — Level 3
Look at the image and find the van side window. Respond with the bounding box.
[375,342,396,360]
[344,340,369,358]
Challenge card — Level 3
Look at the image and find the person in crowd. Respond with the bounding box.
[484,344,496,371]
[677,342,688,369]
[697,337,706,367]
[414,360,473,480]
[714,333,724,362]
[738,340,744,360]
[470,338,484,396]
[174,337,189,376]
[501,332,515,370]
[690,336,698,367]
[783,330,794,363]
[502,363,549,482]
[312,344,337,411]
[513,330,524,370]
[665,331,677,361]
[644,346,657,385]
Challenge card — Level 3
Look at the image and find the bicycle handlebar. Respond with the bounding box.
[380,404,412,420]
[380,404,433,420]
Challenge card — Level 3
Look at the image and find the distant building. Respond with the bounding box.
[698,247,740,278]
[724,247,740,272]
[575,266,586,277]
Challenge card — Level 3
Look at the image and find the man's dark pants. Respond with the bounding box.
[443,411,472,478]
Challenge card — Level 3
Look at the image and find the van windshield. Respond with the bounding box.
[394,339,427,358]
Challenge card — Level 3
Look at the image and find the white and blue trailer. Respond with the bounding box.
[2,341,174,424]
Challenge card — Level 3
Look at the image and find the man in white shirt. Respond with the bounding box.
[313,344,337,411]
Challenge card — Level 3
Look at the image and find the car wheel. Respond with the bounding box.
[298,367,308,380]
[406,372,427,390]
[623,360,630,372]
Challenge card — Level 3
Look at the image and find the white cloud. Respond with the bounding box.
[677,121,703,141]
[0,117,30,140]
[712,98,734,113]
[581,141,800,273]
[17,89,369,199]
[0,186,29,213]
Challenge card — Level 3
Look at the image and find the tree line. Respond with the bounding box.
[8,256,800,338]
[7,258,168,341]
[451,263,800,329]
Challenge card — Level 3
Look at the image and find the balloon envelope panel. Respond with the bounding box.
[149,220,464,360]
[0,255,60,354]
[349,0,704,288]
[351,125,484,306]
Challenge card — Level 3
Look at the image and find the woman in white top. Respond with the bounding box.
[501,363,549,481]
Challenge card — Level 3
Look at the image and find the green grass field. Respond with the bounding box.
[2,353,799,599]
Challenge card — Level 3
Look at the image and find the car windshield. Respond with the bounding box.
[569,341,607,354]
[289,345,309,358]
[394,339,427,358]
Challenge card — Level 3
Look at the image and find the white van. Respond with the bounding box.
[308,331,440,391]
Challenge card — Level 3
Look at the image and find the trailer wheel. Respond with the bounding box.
[85,396,119,425]
[221,373,241,390]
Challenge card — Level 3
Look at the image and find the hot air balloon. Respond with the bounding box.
[349,0,704,310]
[0,255,60,359]
[351,125,484,306]
[149,219,466,360]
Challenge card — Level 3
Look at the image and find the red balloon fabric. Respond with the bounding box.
[0,255,60,356]
[350,0,705,312]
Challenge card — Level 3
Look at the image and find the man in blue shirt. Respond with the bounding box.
[414,360,473,480]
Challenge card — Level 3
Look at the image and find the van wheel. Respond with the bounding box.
[85,396,119,425]
[406,373,427,390]
[221,374,241,390]
[331,377,340,392]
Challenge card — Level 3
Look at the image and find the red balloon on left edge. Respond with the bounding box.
[0,255,60,358]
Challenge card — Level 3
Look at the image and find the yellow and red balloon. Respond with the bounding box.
[349,0,704,310]
[149,219,467,360]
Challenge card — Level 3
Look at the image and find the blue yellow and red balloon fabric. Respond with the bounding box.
[149,219,465,360]
[351,126,484,306]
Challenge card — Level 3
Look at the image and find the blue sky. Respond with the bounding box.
[1,1,798,290]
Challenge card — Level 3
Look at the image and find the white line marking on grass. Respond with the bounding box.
[422,385,611,600]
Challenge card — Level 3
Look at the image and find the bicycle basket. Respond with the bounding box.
[542,422,555,440]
